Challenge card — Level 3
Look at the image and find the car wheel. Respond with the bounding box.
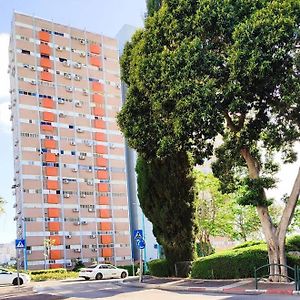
[121,272,127,279]
[95,273,103,280]
[84,277,90,280]
[12,278,23,286]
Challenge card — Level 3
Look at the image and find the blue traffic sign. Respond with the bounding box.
[133,229,143,240]
[15,239,26,249]
[136,238,146,249]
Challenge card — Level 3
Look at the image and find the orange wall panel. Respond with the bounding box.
[50,263,63,269]
[41,124,54,132]
[39,44,51,55]
[40,58,52,69]
[90,56,101,67]
[40,71,53,82]
[94,119,105,129]
[97,170,108,179]
[42,98,54,109]
[47,180,59,190]
[101,235,113,244]
[50,236,61,246]
[45,167,58,176]
[93,107,104,116]
[43,139,56,149]
[48,208,60,218]
[47,194,59,204]
[48,222,60,231]
[92,94,104,103]
[95,145,107,154]
[98,184,109,192]
[96,157,108,166]
[102,248,112,257]
[99,196,109,205]
[43,112,55,122]
[45,153,56,162]
[90,44,101,54]
[91,82,104,92]
[39,31,50,42]
[100,222,112,230]
[50,250,61,260]
[94,132,106,141]
[100,209,111,218]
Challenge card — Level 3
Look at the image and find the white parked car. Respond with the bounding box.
[0,268,31,286]
[79,264,128,280]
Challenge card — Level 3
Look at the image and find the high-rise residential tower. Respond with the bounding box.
[9,12,132,270]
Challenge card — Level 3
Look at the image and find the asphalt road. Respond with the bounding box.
[2,279,298,300]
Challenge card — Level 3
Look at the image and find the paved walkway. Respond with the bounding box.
[123,276,299,296]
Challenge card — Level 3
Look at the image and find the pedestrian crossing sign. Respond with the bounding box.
[133,229,143,240]
[15,239,26,249]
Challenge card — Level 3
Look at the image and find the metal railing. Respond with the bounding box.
[254,263,300,291]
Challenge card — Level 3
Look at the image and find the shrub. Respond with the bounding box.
[72,260,85,272]
[286,235,300,252]
[191,244,300,280]
[29,268,67,275]
[148,259,172,277]
[30,271,78,282]
[233,241,265,250]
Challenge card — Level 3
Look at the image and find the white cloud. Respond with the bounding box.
[0,33,10,101]
[0,102,10,134]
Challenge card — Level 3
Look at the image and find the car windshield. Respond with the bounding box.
[89,264,98,268]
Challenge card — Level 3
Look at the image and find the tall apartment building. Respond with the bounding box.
[9,12,132,270]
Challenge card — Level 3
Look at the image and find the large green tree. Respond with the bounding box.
[118,0,300,280]
[136,152,196,270]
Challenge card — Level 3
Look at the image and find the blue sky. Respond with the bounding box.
[0,0,146,243]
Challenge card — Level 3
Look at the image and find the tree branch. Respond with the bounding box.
[223,111,245,133]
[277,167,300,240]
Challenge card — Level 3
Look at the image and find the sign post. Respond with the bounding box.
[133,230,146,283]
[15,239,25,289]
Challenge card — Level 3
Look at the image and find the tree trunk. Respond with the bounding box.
[240,148,300,282]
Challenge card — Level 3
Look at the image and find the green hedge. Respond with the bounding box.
[29,268,67,275]
[233,241,265,250]
[148,259,172,277]
[31,271,78,282]
[119,265,139,276]
[191,245,300,279]
[286,235,300,252]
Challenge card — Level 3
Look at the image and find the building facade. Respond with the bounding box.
[9,12,132,270]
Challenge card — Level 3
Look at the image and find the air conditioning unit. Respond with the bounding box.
[31,80,36,85]
[30,66,36,71]
[64,73,72,80]
[64,193,70,198]
[72,168,78,172]
[56,46,63,51]
[63,179,69,184]
[13,203,17,208]
[90,234,96,239]
[58,99,65,104]
[81,221,87,225]
[88,208,95,212]
[66,86,73,92]
[88,168,93,173]
[59,112,66,118]
[17,210,21,214]
[23,64,29,68]
[66,262,72,267]
[63,60,70,67]
[74,248,81,253]
[91,248,97,252]
[75,101,82,108]
[74,75,81,81]
[76,128,84,133]
[74,62,82,69]
[27,250,32,254]
[14,216,18,221]
[70,140,76,146]
[80,52,86,57]
[82,89,88,95]
[79,155,85,160]
[80,193,86,198]
[74,221,80,225]
[66,235,72,239]
[80,39,87,45]
[72,208,79,212]
[87,180,93,186]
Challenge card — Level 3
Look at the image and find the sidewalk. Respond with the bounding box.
[122,276,300,296]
